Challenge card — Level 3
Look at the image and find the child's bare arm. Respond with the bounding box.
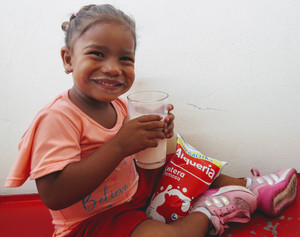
[36,114,166,210]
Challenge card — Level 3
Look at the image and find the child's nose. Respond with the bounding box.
[101,59,121,76]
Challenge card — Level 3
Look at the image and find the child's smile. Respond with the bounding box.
[89,76,127,93]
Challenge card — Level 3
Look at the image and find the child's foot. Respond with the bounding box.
[191,185,257,236]
[246,167,298,217]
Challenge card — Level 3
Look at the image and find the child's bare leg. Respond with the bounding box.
[210,174,247,189]
[131,212,209,237]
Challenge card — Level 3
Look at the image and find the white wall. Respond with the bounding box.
[1,0,299,195]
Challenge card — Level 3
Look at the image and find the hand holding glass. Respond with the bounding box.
[127,91,169,169]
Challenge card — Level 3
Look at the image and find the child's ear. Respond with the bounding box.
[61,46,73,74]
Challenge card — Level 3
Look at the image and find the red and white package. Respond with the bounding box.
[146,133,227,223]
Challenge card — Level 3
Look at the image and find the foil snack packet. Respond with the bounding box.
[146,133,227,223]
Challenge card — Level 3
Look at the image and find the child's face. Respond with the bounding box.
[63,22,135,102]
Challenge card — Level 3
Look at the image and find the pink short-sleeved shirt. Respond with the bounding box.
[5,91,139,237]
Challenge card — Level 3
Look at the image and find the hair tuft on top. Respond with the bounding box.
[61,4,136,50]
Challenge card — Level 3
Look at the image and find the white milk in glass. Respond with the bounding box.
[134,138,167,169]
[127,91,169,169]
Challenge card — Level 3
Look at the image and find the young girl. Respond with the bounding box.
[6,4,297,237]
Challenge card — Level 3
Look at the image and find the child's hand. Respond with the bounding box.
[114,114,167,157]
[163,104,175,139]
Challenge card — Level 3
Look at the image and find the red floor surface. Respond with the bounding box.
[1,175,299,237]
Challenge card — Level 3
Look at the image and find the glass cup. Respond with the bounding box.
[127,91,169,169]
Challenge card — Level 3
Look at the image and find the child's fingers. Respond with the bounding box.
[141,120,166,130]
[165,131,174,139]
[164,122,174,138]
[147,130,166,140]
[164,113,175,123]
[166,121,174,131]
[167,104,174,112]
[135,114,163,122]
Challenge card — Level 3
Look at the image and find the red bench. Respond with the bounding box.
[1,174,299,237]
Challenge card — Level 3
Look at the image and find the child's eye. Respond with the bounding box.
[121,56,135,63]
[90,51,104,57]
